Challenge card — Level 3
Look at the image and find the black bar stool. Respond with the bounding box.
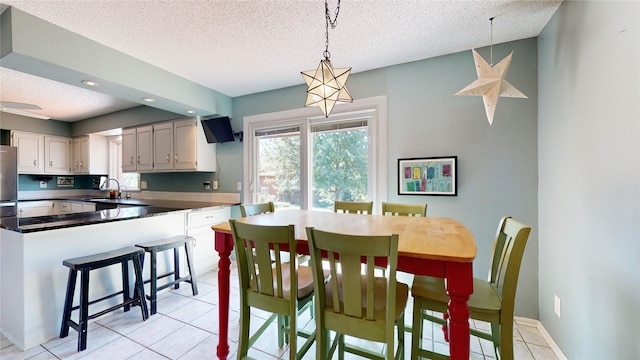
[60,246,148,352]
[135,235,198,315]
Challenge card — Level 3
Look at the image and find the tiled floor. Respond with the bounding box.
[1,265,560,359]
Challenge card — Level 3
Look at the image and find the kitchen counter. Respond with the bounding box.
[1,197,238,233]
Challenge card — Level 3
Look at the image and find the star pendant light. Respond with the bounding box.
[301,0,352,118]
[455,18,527,125]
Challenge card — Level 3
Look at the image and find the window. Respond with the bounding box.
[244,96,387,212]
[109,136,140,191]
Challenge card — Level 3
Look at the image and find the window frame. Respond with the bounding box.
[243,96,387,213]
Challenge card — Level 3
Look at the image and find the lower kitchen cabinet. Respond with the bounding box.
[18,201,54,218]
[185,206,231,274]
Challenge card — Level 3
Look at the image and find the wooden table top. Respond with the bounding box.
[212,210,476,263]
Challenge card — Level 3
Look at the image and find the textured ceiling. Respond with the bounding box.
[0,0,561,122]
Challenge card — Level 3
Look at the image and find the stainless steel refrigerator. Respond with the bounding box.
[0,145,18,217]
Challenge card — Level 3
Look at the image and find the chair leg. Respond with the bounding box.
[498,320,514,360]
[184,240,199,295]
[59,269,77,338]
[132,254,149,320]
[121,260,131,312]
[237,304,251,359]
[278,315,285,348]
[288,312,297,360]
[77,270,90,351]
[173,247,180,290]
[396,313,405,360]
[149,250,158,315]
[411,298,422,360]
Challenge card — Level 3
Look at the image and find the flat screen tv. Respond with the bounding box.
[201,116,235,143]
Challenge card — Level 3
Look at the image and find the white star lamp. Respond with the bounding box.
[455,49,527,125]
[301,59,352,117]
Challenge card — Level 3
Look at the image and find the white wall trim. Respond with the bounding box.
[515,317,568,360]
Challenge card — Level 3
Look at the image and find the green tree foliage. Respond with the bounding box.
[258,128,368,209]
[312,129,368,208]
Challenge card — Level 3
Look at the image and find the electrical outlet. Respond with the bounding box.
[140,181,148,189]
[213,180,219,190]
[236,181,242,191]
[554,295,561,318]
[39,181,47,188]
[204,181,211,190]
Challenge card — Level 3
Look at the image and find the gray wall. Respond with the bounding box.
[231,38,540,318]
[538,1,639,358]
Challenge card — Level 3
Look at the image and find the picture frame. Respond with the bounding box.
[398,156,457,196]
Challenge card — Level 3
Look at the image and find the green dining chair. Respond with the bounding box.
[306,226,408,360]
[381,202,427,217]
[333,200,374,214]
[240,201,275,217]
[410,216,531,360]
[229,220,316,360]
[241,201,310,267]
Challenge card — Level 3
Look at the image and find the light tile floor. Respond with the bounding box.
[1,265,560,360]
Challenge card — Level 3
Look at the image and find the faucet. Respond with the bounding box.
[100,178,121,198]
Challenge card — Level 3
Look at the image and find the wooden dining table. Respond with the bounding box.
[211,210,476,359]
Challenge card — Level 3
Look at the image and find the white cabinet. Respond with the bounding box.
[12,132,44,173]
[185,206,230,273]
[73,135,108,174]
[153,122,174,171]
[44,136,72,174]
[56,201,72,214]
[122,118,216,173]
[71,202,95,213]
[18,201,53,218]
[122,126,153,172]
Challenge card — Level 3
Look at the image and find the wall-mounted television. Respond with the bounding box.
[201,116,235,143]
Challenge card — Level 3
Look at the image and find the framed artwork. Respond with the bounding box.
[398,156,457,196]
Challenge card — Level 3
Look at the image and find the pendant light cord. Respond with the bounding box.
[489,17,494,65]
[324,0,341,60]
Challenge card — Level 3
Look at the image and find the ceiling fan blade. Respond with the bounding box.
[0,101,42,110]
[0,107,50,120]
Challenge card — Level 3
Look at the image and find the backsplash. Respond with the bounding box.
[18,172,218,193]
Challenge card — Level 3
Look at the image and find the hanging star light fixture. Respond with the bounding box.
[301,0,352,118]
[455,17,527,125]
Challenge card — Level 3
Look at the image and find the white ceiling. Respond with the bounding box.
[0,0,561,122]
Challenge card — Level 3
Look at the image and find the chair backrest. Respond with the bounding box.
[240,202,275,217]
[229,220,298,311]
[487,216,531,317]
[305,226,400,350]
[381,202,427,217]
[333,201,373,214]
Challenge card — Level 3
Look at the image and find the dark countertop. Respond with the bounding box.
[1,197,239,233]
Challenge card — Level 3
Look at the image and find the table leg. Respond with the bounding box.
[215,231,234,360]
[445,262,473,360]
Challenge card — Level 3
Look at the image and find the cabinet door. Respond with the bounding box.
[45,136,72,174]
[12,132,44,173]
[18,201,53,217]
[174,118,198,170]
[153,122,174,171]
[122,128,137,172]
[72,137,90,173]
[136,126,154,171]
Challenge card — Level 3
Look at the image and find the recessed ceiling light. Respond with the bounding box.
[142,97,155,103]
[186,110,195,114]
[81,80,99,87]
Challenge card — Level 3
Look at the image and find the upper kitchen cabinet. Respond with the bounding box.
[72,135,108,175]
[45,136,72,174]
[11,131,72,174]
[122,126,153,172]
[153,122,174,171]
[122,118,216,173]
[12,131,45,173]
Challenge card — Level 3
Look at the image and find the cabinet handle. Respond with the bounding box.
[175,153,178,161]
[137,156,140,164]
[33,159,37,167]
[129,156,134,165]
[50,161,53,167]
[166,153,170,162]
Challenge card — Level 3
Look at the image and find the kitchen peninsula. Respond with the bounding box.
[0,195,238,350]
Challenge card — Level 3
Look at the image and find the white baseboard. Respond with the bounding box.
[515,317,567,360]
